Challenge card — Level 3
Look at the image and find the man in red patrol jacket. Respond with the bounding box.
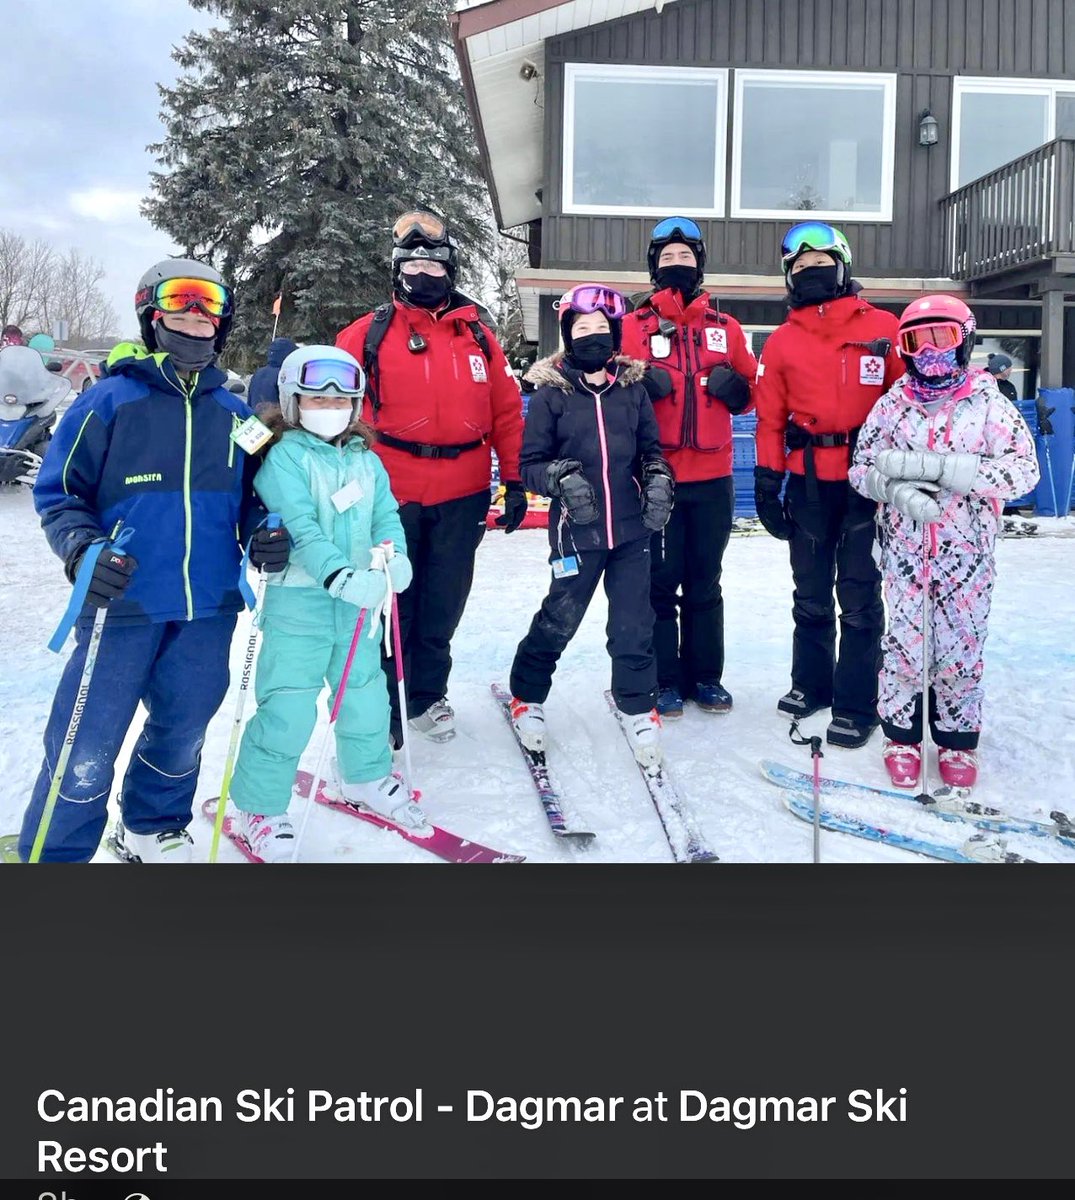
[753,222,902,749]
[621,217,758,720]
[337,210,526,746]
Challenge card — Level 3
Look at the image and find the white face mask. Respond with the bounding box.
[299,406,352,440]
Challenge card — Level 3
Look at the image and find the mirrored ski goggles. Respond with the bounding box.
[143,277,234,319]
[556,286,627,320]
[780,221,845,268]
[651,216,703,243]
[297,359,365,395]
[392,210,449,247]
[897,322,964,355]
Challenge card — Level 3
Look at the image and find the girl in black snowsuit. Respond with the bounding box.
[507,286,674,768]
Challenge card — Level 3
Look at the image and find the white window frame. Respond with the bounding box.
[730,68,897,222]
[562,62,728,217]
[951,76,1074,191]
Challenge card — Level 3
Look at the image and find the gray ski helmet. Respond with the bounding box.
[276,345,366,426]
[134,257,234,353]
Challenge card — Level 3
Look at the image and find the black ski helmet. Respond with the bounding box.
[646,216,707,284]
[134,258,234,354]
[391,207,459,293]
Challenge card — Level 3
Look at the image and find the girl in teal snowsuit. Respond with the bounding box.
[229,345,415,861]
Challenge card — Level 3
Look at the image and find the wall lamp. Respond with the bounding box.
[919,110,939,147]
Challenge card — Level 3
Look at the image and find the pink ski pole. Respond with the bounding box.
[291,604,368,862]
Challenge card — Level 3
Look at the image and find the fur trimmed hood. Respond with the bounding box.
[524,353,648,393]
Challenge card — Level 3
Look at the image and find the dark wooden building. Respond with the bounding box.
[452,0,1075,399]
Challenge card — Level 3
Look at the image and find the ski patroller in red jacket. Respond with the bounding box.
[336,296,523,506]
[753,293,903,482]
[620,288,758,482]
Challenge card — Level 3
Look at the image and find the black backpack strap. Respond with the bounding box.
[362,303,394,413]
[467,319,492,362]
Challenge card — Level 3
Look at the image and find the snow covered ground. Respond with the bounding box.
[2,482,1074,865]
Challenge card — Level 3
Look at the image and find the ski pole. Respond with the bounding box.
[291,603,369,863]
[916,519,934,806]
[377,541,416,794]
[788,717,823,863]
[209,513,282,863]
[28,527,136,863]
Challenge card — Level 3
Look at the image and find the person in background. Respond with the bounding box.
[753,221,903,750]
[247,336,298,413]
[621,216,757,719]
[1,324,26,348]
[985,353,1019,406]
[336,208,526,747]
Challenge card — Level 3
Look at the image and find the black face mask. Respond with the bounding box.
[787,265,842,307]
[566,333,615,373]
[654,265,701,299]
[399,273,451,309]
[153,322,217,371]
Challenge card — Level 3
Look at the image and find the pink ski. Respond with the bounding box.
[201,798,265,863]
[294,770,525,864]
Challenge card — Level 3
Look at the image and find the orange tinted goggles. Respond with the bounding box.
[898,321,962,355]
[392,210,448,247]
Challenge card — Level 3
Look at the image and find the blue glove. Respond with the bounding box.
[326,568,388,611]
[387,554,413,593]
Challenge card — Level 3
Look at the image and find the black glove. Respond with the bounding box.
[78,544,138,608]
[546,458,599,525]
[495,480,529,533]
[754,466,792,541]
[249,524,291,573]
[705,366,751,414]
[641,366,674,402]
[640,455,674,531]
[1037,399,1056,437]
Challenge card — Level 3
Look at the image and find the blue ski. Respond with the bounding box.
[761,759,1075,848]
[604,690,718,863]
[782,792,1036,863]
[491,683,596,845]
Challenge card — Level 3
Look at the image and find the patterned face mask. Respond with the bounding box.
[911,345,961,378]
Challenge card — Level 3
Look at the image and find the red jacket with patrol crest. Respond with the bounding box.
[753,294,902,482]
[620,288,758,482]
[336,297,523,506]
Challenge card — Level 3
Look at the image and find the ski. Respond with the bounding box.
[1,834,20,863]
[782,792,1037,863]
[490,683,596,845]
[200,798,265,863]
[294,770,525,864]
[760,759,1075,849]
[603,690,719,863]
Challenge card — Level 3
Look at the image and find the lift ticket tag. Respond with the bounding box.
[230,415,274,454]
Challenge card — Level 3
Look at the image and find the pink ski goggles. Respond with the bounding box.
[555,285,628,320]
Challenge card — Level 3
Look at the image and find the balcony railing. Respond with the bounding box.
[940,138,1075,282]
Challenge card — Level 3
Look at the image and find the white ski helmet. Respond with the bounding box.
[0,345,71,421]
[134,257,235,353]
[276,345,366,426]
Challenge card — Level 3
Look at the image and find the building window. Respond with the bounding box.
[952,79,1075,189]
[731,70,896,221]
[562,63,727,216]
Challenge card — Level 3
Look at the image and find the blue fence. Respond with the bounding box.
[732,412,759,518]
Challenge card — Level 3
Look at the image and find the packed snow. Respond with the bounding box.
[2,483,1073,865]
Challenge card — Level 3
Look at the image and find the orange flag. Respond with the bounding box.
[271,294,282,316]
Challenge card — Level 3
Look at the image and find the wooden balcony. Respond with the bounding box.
[940,138,1075,295]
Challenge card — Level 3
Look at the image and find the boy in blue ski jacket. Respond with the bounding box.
[226,345,417,862]
[17,258,289,863]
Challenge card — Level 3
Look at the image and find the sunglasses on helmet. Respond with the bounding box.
[392,210,449,248]
[296,359,365,395]
[897,322,964,356]
[139,277,233,320]
[556,286,628,320]
[780,222,849,270]
[651,216,703,243]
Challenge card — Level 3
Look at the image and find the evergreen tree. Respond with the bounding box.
[143,0,491,369]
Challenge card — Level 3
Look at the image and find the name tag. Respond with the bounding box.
[649,334,671,360]
[229,415,273,454]
[859,355,886,386]
[331,480,364,513]
[551,556,579,579]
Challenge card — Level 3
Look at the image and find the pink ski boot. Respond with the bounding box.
[882,740,921,789]
[938,748,978,789]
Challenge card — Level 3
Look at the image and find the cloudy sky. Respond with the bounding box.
[0,1,218,337]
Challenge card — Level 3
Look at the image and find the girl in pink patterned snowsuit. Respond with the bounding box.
[849,295,1039,791]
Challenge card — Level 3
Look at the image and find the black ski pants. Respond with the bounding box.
[388,488,489,733]
[650,475,734,694]
[510,535,657,716]
[785,474,883,726]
